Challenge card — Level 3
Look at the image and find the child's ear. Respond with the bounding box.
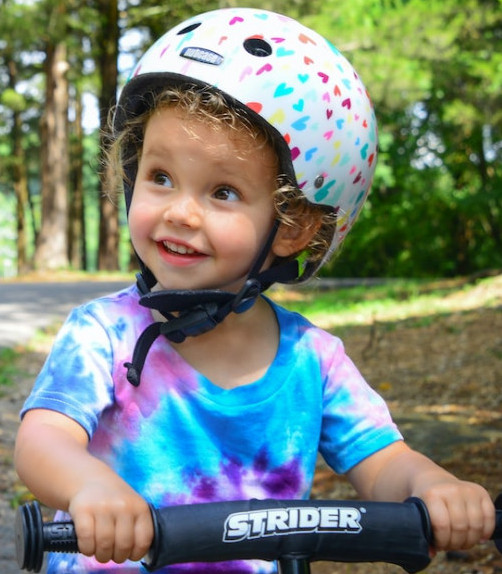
[272,221,321,258]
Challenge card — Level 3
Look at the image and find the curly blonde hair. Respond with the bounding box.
[107,84,336,271]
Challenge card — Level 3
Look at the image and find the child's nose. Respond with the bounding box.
[163,193,202,228]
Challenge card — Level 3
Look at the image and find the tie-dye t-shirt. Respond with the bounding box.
[21,285,401,573]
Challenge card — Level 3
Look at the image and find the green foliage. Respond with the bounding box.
[273,275,501,328]
[0,0,501,278]
[0,348,19,388]
[307,0,502,277]
[0,88,27,112]
[0,192,16,277]
[81,131,103,270]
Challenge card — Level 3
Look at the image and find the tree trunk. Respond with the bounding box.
[14,118,31,275]
[97,0,120,271]
[7,56,31,274]
[34,39,70,271]
[68,89,86,270]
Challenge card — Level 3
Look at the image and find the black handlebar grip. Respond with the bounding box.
[15,500,162,573]
[494,494,502,553]
[16,501,78,572]
[15,497,502,573]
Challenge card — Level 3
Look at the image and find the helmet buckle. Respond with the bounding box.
[232,278,262,311]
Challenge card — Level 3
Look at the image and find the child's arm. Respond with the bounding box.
[15,408,154,565]
[347,440,495,552]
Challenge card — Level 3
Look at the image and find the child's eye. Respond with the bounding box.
[212,187,240,202]
[153,171,173,188]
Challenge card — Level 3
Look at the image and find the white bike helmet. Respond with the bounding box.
[115,8,378,384]
[115,6,377,280]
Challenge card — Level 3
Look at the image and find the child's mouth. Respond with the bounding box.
[162,240,198,256]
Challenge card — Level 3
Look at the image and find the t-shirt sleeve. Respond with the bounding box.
[20,305,115,438]
[318,337,402,474]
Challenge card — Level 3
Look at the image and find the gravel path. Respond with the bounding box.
[0,280,131,348]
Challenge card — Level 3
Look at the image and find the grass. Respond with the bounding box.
[0,274,500,389]
[0,327,57,391]
[0,269,135,283]
[269,275,501,330]
[0,347,21,388]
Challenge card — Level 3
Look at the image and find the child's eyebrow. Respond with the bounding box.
[140,143,174,160]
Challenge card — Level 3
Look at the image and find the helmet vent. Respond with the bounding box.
[314,174,325,189]
[243,37,273,57]
[177,22,201,35]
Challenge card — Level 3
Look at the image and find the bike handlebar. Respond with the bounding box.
[16,496,502,574]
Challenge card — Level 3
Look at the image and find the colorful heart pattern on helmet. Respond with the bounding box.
[122,7,378,263]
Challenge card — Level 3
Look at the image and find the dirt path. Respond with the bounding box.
[1,277,501,573]
[310,277,502,574]
[0,347,45,573]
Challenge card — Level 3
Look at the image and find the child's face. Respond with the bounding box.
[129,107,280,293]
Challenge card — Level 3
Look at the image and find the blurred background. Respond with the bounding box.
[0,0,501,279]
[1,5,501,572]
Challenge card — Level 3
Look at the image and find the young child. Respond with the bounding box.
[15,7,494,573]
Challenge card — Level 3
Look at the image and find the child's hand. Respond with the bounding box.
[414,478,495,552]
[15,409,155,565]
[347,441,495,553]
[68,476,154,564]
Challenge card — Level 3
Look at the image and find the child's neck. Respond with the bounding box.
[152,297,279,390]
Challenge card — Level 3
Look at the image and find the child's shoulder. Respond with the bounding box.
[81,283,139,312]
[68,283,146,333]
[267,296,343,348]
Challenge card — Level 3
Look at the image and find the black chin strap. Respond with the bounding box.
[124,221,299,386]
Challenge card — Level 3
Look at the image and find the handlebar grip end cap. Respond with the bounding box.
[404,497,433,545]
[494,495,502,553]
[15,501,44,573]
[141,504,162,572]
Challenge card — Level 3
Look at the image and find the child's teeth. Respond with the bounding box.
[164,241,194,255]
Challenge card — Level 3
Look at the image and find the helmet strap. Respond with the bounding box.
[125,219,299,386]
